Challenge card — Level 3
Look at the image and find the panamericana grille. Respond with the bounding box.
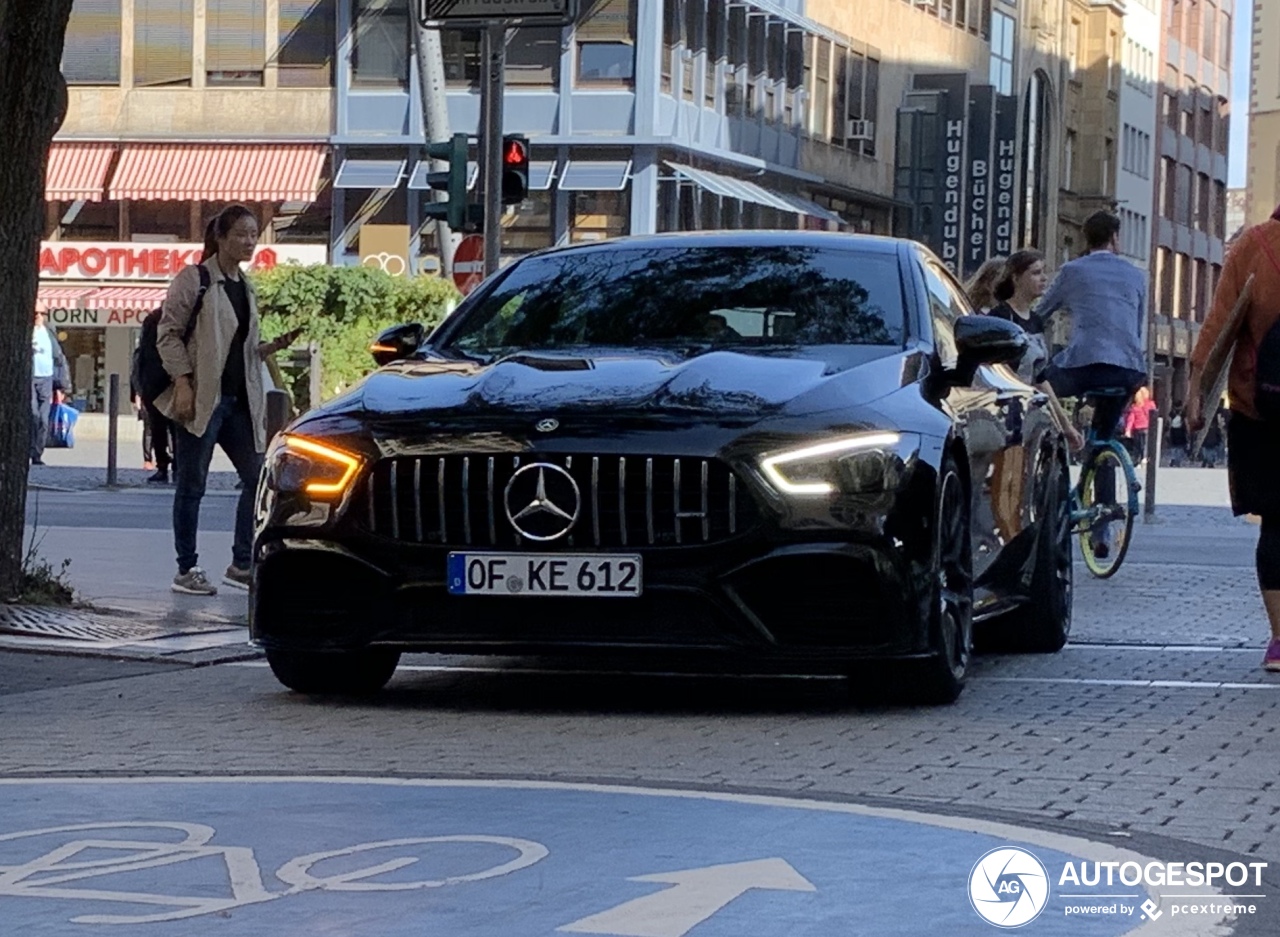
[361,454,757,548]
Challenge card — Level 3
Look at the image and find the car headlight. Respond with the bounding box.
[760,432,919,496]
[268,435,362,498]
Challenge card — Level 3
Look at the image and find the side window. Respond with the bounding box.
[919,260,960,369]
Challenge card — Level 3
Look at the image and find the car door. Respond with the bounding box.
[918,256,1038,594]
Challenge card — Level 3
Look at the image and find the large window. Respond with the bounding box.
[706,0,725,106]
[509,28,560,86]
[64,0,121,85]
[576,0,635,84]
[352,0,409,89]
[989,10,1014,95]
[134,0,193,87]
[206,0,265,86]
[442,30,480,86]
[1201,2,1216,62]
[571,190,630,243]
[277,0,334,87]
[812,38,831,140]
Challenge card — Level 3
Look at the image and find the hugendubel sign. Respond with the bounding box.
[38,242,327,280]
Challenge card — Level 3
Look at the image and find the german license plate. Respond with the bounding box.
[447,553,643,597]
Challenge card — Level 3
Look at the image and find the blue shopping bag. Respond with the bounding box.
[48,402,78,449]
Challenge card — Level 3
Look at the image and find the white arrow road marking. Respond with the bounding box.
[558,858,816,937]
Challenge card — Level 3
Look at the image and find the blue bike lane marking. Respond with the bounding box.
[0,778,1226,936]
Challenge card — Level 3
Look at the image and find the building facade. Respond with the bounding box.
[1150,0,1233,408]
[48,0,335,412]
[1116,0,1160,275]
[50,0,1192,408]
[1246,0,1280,226]
[332,0,897,273]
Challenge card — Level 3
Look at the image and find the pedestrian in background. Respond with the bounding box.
[30,309,70,466]
[1187,199,1280,672]
[132,308,176,484]
[1167,405,1188,467]
[1200,409,1225,468]
[1123,386,1157,466]
[984,250,1084,451]
[155,204,302,596]
[963,256,1007,313]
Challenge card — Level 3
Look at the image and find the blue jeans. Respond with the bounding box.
[173,396,263,574]
[30,377,53,461]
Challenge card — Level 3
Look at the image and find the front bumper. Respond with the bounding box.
[249,530,932,664]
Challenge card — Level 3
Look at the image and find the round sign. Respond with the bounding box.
[453,235,485,295]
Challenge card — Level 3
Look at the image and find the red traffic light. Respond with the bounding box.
[503,138,528,166]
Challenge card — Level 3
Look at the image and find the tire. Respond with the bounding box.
[992,452,1073,652]
[1077,445,1136,579]
[266,648,401,695]
[910,456,974,705]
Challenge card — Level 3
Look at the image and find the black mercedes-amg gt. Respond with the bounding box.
[250,232,1073,703]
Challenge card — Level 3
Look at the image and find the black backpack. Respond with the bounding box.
[134,265,210,405]
[1256,323,1280,422]
[1251,225,1280,421]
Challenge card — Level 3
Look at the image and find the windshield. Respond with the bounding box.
[444,244,906,357]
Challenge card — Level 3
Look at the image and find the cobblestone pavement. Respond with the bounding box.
[3,469,1278,935]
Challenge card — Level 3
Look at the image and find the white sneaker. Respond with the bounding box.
[172,567,217,596]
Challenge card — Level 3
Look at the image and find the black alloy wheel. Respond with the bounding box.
[266,648,402,695]
[912,457,974,704]
[989,452,1073,652]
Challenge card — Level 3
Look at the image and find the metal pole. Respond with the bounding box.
[106,373,119,488]
[1143,415,1162,523]
[413,22,460,278]
[481,22,506,279]
[308,341,322,412]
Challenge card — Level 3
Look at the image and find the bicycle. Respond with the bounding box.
[1069,389,1142,578]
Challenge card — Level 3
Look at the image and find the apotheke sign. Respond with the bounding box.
[39,242,327,281]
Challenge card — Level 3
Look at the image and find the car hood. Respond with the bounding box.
[350,347,915,423]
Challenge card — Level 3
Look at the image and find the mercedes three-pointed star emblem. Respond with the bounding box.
[503,463,581,541]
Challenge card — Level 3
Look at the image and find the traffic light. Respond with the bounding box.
[422,133,469,231]
[501,135,530,205]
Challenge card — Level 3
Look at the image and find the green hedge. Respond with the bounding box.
[250,263,460,401]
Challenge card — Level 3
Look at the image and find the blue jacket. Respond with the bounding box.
[1037,251,1147,373]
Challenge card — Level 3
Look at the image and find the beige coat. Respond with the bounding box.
[155,257,268,452]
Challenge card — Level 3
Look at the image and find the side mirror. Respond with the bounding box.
[370,323,426,367]
[950,315,1028,385]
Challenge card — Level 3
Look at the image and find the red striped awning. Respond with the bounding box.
[108,144,328,202]
[83,286,169,310]
[45,143,116,202]
[36,285,99,311]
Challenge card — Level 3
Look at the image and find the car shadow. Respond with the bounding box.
[283,653,933,716]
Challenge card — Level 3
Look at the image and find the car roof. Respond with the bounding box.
[526,230,909,259]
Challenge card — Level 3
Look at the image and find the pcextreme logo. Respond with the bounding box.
[969,847,1051,928]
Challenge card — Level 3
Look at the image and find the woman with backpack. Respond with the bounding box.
[1188,201,1280,672]
[154,205,301,596]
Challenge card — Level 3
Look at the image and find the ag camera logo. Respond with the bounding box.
[969,847,1051,927]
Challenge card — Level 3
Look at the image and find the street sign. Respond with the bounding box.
[418,0,577,27]
[453,234,485,294]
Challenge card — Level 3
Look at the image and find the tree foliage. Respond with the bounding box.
[250,263,460,401]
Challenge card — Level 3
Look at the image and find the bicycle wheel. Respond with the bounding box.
[1076,445,1137,578]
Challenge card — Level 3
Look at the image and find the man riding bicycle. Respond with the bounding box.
[1036,211,1148,555]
